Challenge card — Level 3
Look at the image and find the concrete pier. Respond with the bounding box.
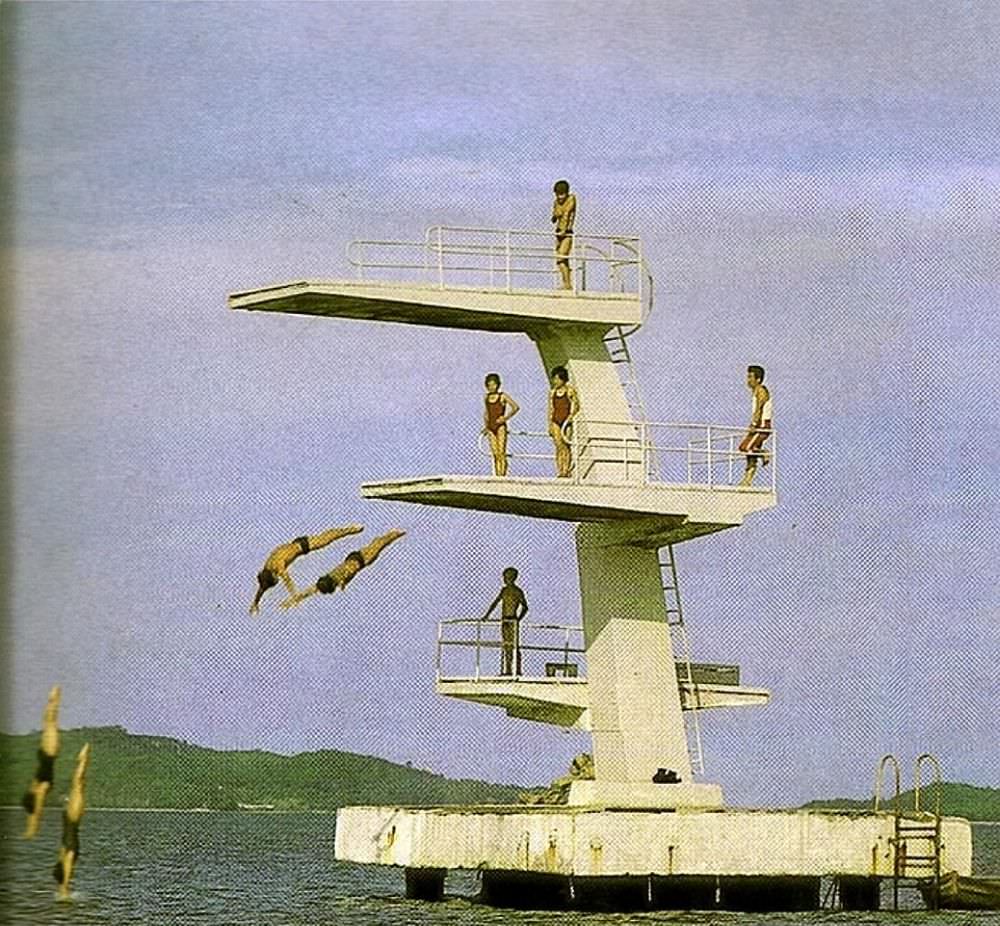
[336,804,973,911]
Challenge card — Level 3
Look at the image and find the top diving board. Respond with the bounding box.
[227,280,643,334]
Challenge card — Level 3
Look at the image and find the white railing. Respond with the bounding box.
[477,419,777,492]
[436,618,586,681]
[347,225,651,311]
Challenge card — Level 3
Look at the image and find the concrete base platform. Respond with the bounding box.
[335,804,973,910]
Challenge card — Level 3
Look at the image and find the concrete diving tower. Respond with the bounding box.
[233,224,978,914]
[230,224,776,812]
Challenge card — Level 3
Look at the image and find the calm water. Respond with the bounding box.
[1,809,998,925]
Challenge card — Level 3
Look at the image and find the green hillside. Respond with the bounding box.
[802,782,1000,821]
[0,726,524,811]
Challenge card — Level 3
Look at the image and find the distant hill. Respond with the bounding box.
[0,726,524,811]
[801,782,1000,822]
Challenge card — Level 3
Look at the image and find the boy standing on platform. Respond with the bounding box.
[738,365,773,487]
[483,567,529,676]
[551,180,577,290]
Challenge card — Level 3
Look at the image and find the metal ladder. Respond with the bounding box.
[659,544,704,776]
[603,324,657,479]
[875,753,944,910]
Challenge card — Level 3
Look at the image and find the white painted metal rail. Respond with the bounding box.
[477,419,778,492]
[347,225,652,313]
[436,618,586,681]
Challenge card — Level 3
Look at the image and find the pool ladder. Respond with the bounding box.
[875,753,944,910]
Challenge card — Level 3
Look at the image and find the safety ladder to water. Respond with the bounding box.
[875,753,944,911]
[659,544,705,776]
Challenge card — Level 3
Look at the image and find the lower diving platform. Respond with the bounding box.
[435,619,769,730]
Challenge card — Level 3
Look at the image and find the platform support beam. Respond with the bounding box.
[572,524,723,807]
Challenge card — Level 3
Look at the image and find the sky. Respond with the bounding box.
[3,1,998,807]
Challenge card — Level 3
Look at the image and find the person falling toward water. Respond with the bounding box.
[482,567,529,677]
[22,685,61,838]
[280,529,406,608]
[551,179,577,290]
[54,742,90,900]
[482,373,520,477]
[548,365,580,478]
[738,365,773,487]
[251,525,364,613]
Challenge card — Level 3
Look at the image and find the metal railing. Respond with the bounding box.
[436,618,586,681]
[347,225,651,311]
[477,418,778,492]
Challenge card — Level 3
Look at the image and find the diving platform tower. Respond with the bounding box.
[230,225,971,911]
[231,225,774,810]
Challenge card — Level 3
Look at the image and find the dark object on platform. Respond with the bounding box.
[677,663,740,686]
[652,768,681,784]
[545,662,578,677]
[924,871,1000,910]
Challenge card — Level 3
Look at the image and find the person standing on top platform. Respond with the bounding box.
[482,567,529,676]
[738,365,773,487]
[280,529,406,608]
[482,373,520,477]
[23,685,61,838]
[548,366,580,478]
[551,180,577,290]
[251,525,364,614]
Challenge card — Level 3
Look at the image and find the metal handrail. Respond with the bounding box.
[347,225,646,298]
[437,617,585,681]
[475,417,777,491]
[914,753,943,817]
[874,753,902,812]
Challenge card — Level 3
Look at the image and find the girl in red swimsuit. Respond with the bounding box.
[482,373,520,477]
[548,365,579,478]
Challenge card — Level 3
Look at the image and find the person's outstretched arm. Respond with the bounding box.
[280,585,318,609]
[482,593,501,620]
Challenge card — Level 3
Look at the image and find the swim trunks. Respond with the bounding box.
[345,551,365,568]
[294,536,310,555]
[36,749,55,785]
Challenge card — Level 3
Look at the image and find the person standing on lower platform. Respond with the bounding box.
[548,366,579,478]
[23,685,61,838]
[551,179,577,290]
[738,364,773,487]
[54,742,90,899]
[482,373,520,477]
[483,567,529,676]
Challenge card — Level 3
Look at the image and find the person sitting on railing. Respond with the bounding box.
[280,529,406,608]
[250,525,364,614]
[551,180,577,290]
[482,567,529,676]
[548,366,580,478]
[482,373,520,477]
[738,365,773,487]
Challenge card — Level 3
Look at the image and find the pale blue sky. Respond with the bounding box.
[5,1,998,805]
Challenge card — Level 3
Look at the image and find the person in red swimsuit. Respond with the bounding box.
[548,365,580,478]
[482,373,520,477]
